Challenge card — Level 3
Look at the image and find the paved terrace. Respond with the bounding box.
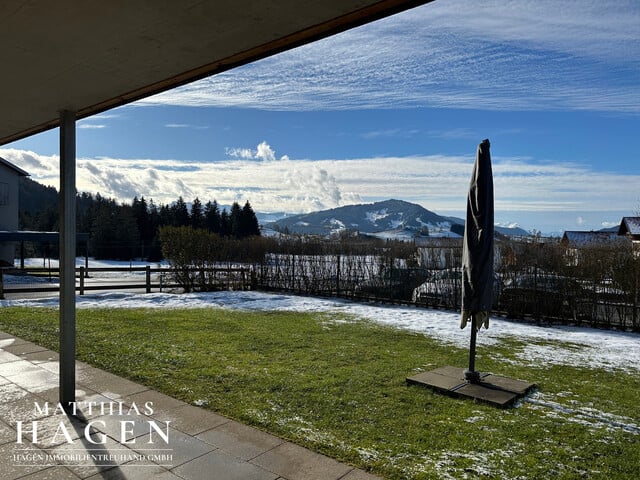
[0,331,380,480]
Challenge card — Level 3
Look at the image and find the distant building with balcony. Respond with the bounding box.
[0,157,29,266]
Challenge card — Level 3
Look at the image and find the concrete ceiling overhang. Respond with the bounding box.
[0,0,432,146]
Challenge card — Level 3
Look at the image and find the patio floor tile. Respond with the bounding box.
[196,420,284,460]
[174,449,278,480]
[0,330,379,480]
[132,428,215,468]
[252,442,355,480]
[152,403,230,436]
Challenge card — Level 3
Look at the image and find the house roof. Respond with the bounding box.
[0,0,433,146]
[561,230,626,247]
[618,217,640,237]
[0,157,29,177]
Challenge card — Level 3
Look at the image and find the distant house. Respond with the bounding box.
[560,230,628,266]
[0,157,29,266]
[617,217,640,257]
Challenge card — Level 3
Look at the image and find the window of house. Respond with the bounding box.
[0,183,9,206]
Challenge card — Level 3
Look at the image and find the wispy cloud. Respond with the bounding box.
[2,143,637,233]
[165,123,209,129]
[360,128,420,140]
[138,0,639,113]
[91,113,121,120]
[78,124,107,129]
[426,128,477,140]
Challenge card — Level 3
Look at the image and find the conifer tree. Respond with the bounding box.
[240,200,261,237]
[204,200,221,234]
[190,197,204,229]
[230,202,242,238]
[172,196,190,227]
[132,196,156,258]
[220,209,231,237]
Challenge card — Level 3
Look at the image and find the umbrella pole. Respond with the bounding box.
[465,315,481,383]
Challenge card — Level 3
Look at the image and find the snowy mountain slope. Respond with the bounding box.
[268,199,528,238]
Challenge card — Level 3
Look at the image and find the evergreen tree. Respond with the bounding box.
[90,199,140,260]
[171,196,190,227]
[240,201,261,237]
[132,196,156,259]
[114,205,141,260]
[190,197,204,229]
[34,207,58,231]
[76,192,96,234]
[18,176,266,261]
[204,200,221,234]
[159,203,173,227]
[90,201,118,259]
[230,202,242,238]
[146,199,163,262]
[220,209,231,237]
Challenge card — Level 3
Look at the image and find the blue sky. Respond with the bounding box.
[2,0,639,235]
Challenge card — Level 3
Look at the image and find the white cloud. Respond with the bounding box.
[91,113,121,120]
[255,141,276,162]
[0,148,56,175]
[3,145,638,233]
[78,124,107,129]
[138,1,639,113]
[225,147,254,160]
[165,123,208,129]
[225,142,287,162]
[284,165,361,211]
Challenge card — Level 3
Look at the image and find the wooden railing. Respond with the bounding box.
[0,265,253,296]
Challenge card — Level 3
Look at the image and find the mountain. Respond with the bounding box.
[268,199,529,238]
[19,177,59,214]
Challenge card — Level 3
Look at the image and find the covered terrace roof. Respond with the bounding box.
[0,0,431,146]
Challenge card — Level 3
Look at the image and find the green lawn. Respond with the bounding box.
[1,307,638,479]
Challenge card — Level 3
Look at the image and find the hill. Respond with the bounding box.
[19,177,59,214]
[268,199,529,238]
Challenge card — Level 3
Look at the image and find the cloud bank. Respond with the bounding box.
[138,0,639,113]
[2,142,637,233]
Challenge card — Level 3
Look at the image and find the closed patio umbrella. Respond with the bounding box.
[461,138,494,383]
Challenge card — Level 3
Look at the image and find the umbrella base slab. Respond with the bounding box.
[407,366,536,408]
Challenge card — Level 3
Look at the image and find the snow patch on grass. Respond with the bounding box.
[526,391,640,435]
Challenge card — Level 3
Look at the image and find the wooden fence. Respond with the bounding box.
[0,265,252,296]
[2,260,639,332]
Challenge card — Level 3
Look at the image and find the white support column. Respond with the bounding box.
[59,110,76,408]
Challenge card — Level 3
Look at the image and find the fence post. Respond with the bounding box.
[336,254,340,296]
[146,265,151,293]
[291,254,296,291]
[79,267,84,296]
[0,268,4,300]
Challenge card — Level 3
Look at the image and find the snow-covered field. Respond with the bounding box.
[2,288,639,374]
[3,258,640,373]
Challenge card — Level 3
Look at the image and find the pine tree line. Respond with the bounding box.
[19,179,260,261]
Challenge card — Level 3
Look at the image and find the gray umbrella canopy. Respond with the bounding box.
[461,139,494,331]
